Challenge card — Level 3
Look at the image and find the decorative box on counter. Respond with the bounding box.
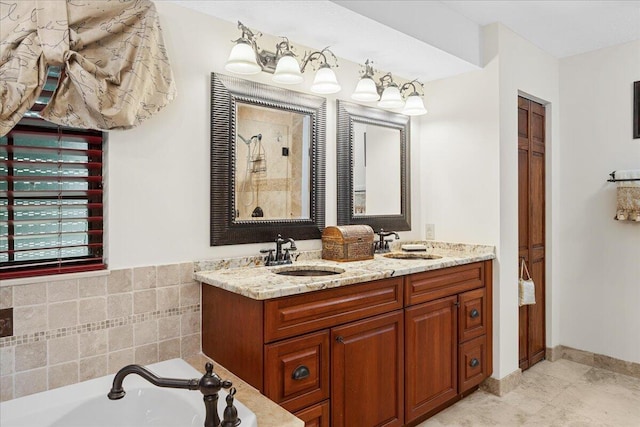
[322,225,374,262]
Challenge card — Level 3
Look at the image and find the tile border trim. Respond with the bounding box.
[0,304,200,348]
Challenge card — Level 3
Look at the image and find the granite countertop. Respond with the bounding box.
[185,354,304,427]
[195,240,495,300]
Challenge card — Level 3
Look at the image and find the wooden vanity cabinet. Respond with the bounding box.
[201,261,492,427]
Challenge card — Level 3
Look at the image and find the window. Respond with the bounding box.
[0,120,105,279]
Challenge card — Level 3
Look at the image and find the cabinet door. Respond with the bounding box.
[264,331,330,413]
[294,400,330,427]
[405,296,458,423]
[459,335,487,393]
[331,311,404,427]
[458,288,486,343]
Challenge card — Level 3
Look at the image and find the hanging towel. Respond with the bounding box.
[519,259,536,306]
[613,170,640,221]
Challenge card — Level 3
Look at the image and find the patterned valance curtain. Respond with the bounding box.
[0,0,176,136]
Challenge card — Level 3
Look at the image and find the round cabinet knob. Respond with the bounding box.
[335,336,344,344]
[470,309,480,319]
[469,358,480,368]
[291,365,310,381]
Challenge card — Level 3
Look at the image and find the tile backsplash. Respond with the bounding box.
[0,262,201,402]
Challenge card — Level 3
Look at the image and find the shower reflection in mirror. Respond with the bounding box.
[234,103,311,221]
[352,122,401,216]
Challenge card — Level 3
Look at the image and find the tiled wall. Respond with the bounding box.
[0,262,201,402]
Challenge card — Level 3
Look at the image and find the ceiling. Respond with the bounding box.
[443,0,640,58]
[170,0,640,82]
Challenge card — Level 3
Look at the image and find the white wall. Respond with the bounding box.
[421,23,561,379]
[420,48,500,245]
[494,24,561,377]
[558,40,640,364]
[105,2,422,269]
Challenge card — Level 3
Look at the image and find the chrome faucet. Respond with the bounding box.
[107,362,239,427]
[374,229,399,253]
[261,234,297,266]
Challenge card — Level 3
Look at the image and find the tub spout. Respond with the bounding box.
[107,364,199,399]
[108,362,234,427]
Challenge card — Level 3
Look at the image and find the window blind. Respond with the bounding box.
[0,121,105,279]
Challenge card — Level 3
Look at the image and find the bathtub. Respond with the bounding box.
[1,358,258,427]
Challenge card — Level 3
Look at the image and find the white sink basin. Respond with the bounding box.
[272,265,345,276]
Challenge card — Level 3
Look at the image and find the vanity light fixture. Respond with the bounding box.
[351,60,428,116]
[225,21,341,94]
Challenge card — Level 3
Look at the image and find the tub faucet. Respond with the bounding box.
[261,234,297,266]
[374,229,399,253]
[108,362,239,427]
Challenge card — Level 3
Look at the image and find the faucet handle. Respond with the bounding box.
[260,249,275,264]
[221,387,240,427]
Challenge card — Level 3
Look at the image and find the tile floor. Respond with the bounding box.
[418,359,640,426]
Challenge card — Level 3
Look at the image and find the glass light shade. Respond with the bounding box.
[351,77,380,102]
[377,84,404,109]
[224,41,261,75]
[310,65,341,94]
[273,54,303,84]
[402,93,428,116]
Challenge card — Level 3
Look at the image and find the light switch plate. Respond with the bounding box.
[425,224,435,240]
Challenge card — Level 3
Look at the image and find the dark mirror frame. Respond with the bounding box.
[336,100,411,231]
[634,81,639,139]
[210,73,326,246]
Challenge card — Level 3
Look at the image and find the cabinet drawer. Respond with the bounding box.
[405,262,484,306]
[458,288,487,343]
[294,400,330,427]
[459,335,487,393]
[265,277,403,342]
[264,331,330,413]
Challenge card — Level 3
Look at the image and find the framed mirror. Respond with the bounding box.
[336,100,410,231]
[210,73,326,246]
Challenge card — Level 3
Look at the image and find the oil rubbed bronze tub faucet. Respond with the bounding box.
[108,362,240,427]
[374,228,400,253]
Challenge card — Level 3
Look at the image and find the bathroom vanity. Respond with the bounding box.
[197,242,494,427]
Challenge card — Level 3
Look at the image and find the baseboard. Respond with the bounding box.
[482,346,639,397]
[548,345,640,379]
[545,346,562,362]
[480,368,522,396]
